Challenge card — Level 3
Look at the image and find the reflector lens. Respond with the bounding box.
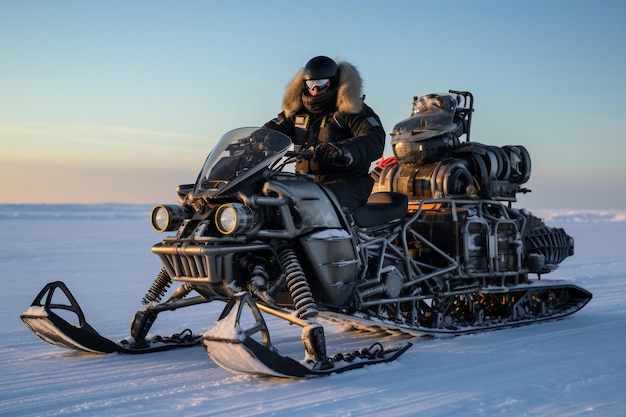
[152,207,169,231]
[150,205,191,232]
[215,203,254,235]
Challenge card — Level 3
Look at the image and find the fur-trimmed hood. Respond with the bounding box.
[282,60,364,118]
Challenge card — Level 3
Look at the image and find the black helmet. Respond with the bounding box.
[302,56,339,81]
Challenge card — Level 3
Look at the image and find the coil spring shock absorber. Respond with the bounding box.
[279,247,318,320]
[132,267,171,342]
[132,268,193,342]
[141,267,172,305]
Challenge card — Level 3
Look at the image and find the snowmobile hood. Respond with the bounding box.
[193,127,292,198]
[390,93,459,142]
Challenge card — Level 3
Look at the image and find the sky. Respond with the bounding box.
[1,0,625,209]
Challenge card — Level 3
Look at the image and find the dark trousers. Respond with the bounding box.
[322,175,375,212]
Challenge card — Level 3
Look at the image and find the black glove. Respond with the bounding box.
[315,142,353,167]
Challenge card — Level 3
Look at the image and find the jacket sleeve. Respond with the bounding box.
[339,105,386,169]
[263,112,295,138]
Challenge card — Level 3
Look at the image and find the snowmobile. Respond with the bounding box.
[21,90,592,378]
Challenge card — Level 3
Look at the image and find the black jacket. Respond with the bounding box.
[264,61,385,184]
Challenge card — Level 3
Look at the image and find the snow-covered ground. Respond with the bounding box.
[1,204,624,417]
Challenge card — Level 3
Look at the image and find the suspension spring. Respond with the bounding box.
[359,284,386,299]
[279,247,318,320]
[141,267,172,306]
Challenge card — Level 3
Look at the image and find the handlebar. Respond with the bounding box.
[285,150,314,160]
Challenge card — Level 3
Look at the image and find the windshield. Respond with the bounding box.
[193,127,292,198]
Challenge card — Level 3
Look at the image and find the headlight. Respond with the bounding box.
[215,203,254,235]
[151,205,192,232]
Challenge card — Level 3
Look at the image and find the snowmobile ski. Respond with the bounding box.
[20,281,200,354]
[201,292,412,378]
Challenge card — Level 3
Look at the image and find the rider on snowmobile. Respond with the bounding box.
[264,56,386,211]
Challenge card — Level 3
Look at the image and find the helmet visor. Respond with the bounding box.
[305,79,330,91]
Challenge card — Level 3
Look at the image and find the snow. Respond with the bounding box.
[1,204,625,417]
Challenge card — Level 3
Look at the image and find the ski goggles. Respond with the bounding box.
[305,79,330,91]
